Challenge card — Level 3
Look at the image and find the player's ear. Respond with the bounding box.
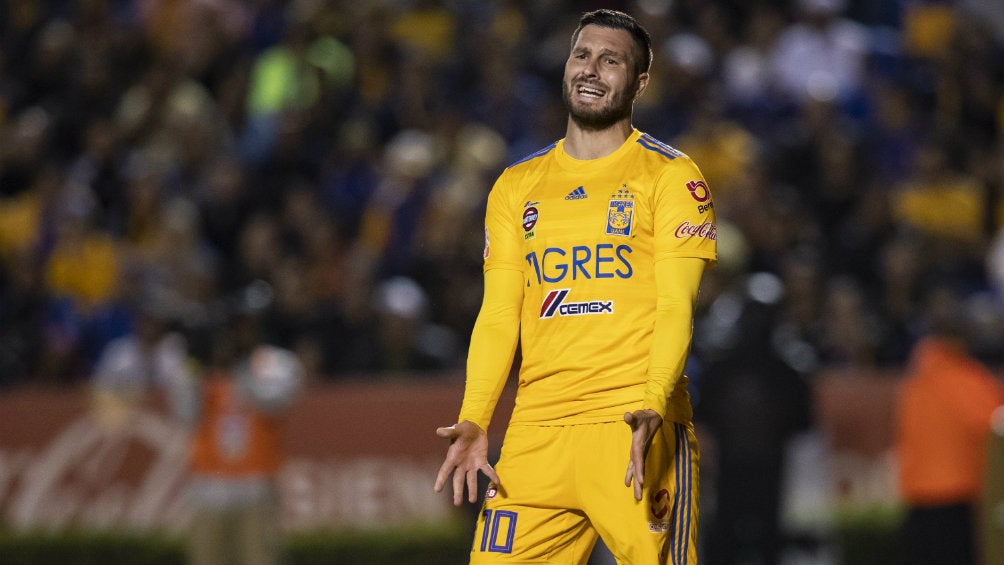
[634,72,650,102]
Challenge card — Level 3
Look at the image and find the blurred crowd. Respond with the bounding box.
[1,0,1004,387]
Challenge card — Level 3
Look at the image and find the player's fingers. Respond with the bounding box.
[452,467,466,506]
[434,448,458,492]
[632,454,645,486]
[436,425,458,439]
[623,411,636,428]
[630,440,645,466]
[482,463,501,487]
[629,436,646,473]
[624,460,634,487]
[630,448,646,501]
[467,469,479,503]
[434,463,451,492]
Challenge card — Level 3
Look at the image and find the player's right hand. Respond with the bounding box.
[623,409,663,501]
[434,420,500,506]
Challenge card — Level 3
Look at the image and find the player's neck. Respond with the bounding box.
[563,118,634,160]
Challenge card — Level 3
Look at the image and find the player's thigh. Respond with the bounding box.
[582,421,700,565]
[471,425,597,564]
[471,504,597,565]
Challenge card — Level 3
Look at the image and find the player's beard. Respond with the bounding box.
[562,76,637,131]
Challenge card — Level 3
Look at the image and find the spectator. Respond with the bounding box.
[768,0,869,113]
[0,0,999,398]
[172,304,303,565]
[895,284,1004,565]
[0,5,1003,562]
[698,272,812,565]
[90,301,193,430]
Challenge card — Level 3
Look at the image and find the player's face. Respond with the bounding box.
[563,25,648,131]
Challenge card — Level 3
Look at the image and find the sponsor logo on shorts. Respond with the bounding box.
[649,488,672,533]
[650,488,670,519]
[649,521,671,533]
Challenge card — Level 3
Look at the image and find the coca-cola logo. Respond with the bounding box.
[674,221,717,240]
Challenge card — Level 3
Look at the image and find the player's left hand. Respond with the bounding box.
[434,420,500,506]
[623,409,663,501]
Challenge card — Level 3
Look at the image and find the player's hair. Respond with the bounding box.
[571,9,653,77]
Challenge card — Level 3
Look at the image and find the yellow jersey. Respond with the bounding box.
[466,129,717,427]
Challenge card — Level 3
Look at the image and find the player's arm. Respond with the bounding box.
[435,267,522,505]
[458,267,523,429]
[625,157,715,499]
[643,157,716,415]
[642,256,705,416]
[624,256,706,499]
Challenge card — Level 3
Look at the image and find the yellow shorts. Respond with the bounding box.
[471,420,699,565]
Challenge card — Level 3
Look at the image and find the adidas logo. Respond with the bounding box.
[564,186,588,200]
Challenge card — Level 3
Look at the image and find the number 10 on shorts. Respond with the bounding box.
[478,509,518,554]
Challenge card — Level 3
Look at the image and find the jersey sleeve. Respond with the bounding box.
[641,256,705,417]
[482,172,524,273]
[643,156,715,417]
[653,157,717,266]
[458,172,524,431]
[458,268,523,431]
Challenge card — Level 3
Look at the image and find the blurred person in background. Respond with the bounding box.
[889,134,989,275]
[370,275,459,374]
[40,168,127,380]
[435,10,716,564]
[172,290,304,565]
[414,122,510,350]
[768,0,869,115]
[0,0,998,390]
[0,2,1003,563]
[0,245,49,387]
[894,283,1004,565]
[697,272,812,565]
[982,406,1004,565]
[90,297,194,429]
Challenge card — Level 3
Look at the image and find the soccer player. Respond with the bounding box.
[435,9,717,565]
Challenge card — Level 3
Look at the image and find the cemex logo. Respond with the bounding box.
[540,289,614,318]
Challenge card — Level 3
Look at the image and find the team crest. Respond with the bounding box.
[606,186,634,236]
